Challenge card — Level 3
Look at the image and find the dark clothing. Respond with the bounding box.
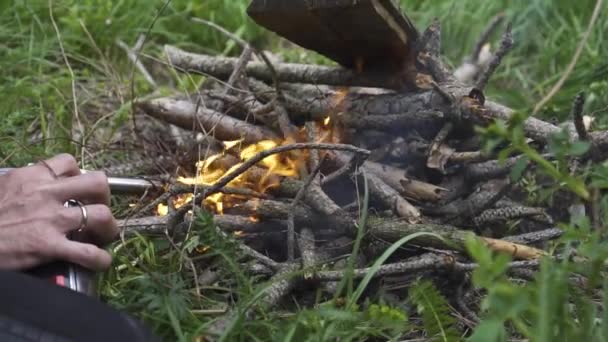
[0,271,161,342]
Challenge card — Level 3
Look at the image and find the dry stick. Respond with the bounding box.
[569,92,602,230]
[137,97,279,144]
[366,172,422,222]
[572,92,589,141]
[469,12,506,63]
[417,18,453,83]
[116,38,157,87]
[297,228,317,279]
[261,262,300,307]
[321,153,367,186]
[164,45,399,89]
[533,0,604,114]
[502,228,564,245]
[168,143,370,231]
[315,253,539,281]
[132,183,268,218]
[339,111,445,130]
[190,18,284,97]
[224,46,253,95]
[162,46,608,157]
[427,122,454,172]
[456,278,480,325]
[163,44,608,154]
[369,218,546,260]
[353,155,447,203]
[306,122,320,172]
[287,158,325,260]
[118,215,285,236]
[240,199,544,260]
[177,17,290,136]
[475,23,514,91]
[473,206,553,226]
[449,151,488,164]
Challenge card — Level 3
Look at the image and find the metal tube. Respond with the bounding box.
[0,168,164,195]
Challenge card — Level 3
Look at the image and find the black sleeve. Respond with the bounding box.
[0,270,162,342]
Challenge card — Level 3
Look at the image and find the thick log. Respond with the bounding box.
[136,97,278,144]
[247,0,419,73]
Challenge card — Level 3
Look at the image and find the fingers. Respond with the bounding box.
[39,153,82,178]
[19,154,81,180]
[39,171,111,206]
[52,240,113,271]
[60,204,119,245]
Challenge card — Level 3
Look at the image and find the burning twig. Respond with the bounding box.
[168,143,368,233]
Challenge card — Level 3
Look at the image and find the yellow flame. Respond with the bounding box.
[223,138,244,150]
[157,203,169,216]
[234,231,245,237]
[155,112,344,217]
[196,245,211,254]
[249,216,259,223]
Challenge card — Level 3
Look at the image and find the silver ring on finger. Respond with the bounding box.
[65,199,87,232]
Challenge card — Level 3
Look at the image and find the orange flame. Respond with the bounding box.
[155,90,347,217]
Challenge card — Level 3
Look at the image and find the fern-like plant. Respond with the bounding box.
[408,279,461,342]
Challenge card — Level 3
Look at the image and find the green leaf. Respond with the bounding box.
[348,231,445,308]
[468,319,506,342]
[568,141,591,156]
[510,155,529,181]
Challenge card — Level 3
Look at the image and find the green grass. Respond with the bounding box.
[1,0,607,341]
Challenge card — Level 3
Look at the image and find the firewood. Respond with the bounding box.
[315,253,539,281]
[137,97,278,144]
[164,45,397,89]
[367,217,546,260]
[117,215,284,236]
[160,46,608,160]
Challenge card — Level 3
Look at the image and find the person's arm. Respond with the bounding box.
[0,153,118,271]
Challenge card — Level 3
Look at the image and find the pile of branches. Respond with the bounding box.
[116,14,608,336]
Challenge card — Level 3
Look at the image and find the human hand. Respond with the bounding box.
[0,154,119,271]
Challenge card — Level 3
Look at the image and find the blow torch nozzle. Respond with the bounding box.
[0,168,164,196]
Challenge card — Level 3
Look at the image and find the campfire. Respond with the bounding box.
[113,0,608,338]
[155,112,339,217]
